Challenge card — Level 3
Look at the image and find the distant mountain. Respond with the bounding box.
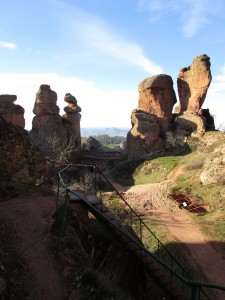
[81,127,129,137]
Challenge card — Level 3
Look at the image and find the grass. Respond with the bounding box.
[169,150,225,245]
[110,155,182,186]
[133,156,182,184]
[103,192,200,284]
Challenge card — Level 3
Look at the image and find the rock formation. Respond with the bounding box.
[29,85,68,156]
[137,74,177,133]
[62,93,82,160]
[127,110,164,160]
[0,94,25,128]
[127,74,176,159]
[0,116,46,186]
[177,54,212,113]
[200,144,225,185]
[81,136,103,152]
[29,85,82,162]
[174,54,212,136]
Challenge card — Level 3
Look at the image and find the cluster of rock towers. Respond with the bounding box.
[127,54,214,159]
[0,84,82,162]
[0,54,215,162]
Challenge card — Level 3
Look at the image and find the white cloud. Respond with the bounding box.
[0,71,224,131]
[0,40,16,49]
[205,65,225,128]
[0,73,137,130]
[138,0,224,37]
[55,2,163,75]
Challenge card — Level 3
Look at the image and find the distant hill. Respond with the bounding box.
[81,127,129,137]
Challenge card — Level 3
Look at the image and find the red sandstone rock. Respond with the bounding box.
[127,110,164,160]
[177,54,212,113]
[137,74,177,133]
[175,54,212,136]
[0,116,46,184]
[127,74,176,159]
[29,85,67,156]
[33,84,59,115]
[0,94,25,128]
[174,110,206,137]
[62,93,82,161]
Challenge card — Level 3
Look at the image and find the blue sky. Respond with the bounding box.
[0,0,225,130]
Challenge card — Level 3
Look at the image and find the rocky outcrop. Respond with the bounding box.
[127,110,163,159]
[29,85,82,162]
[29,85,68,156]
[174,54,212,137]
[0,116,46,185]
[127,75,176,159]
[177,54,212,113]
[137,74,177,133]
[174,110,206,137]
[0,94,25,128]
[62,93,81,160]
[81,136,103,152]
[200,144,225,185]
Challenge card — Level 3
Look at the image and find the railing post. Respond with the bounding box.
[170,256,173,288]
[140,219,142,242]
[56,176,60,213]
[99,172,103,212]
[94,165,97,193]
[57,189,69,254]
[191,286,198,300]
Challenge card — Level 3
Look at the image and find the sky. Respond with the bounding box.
[1,0,225,130]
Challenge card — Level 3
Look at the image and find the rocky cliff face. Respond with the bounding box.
[0,116,46,185]
[0,94,25,128]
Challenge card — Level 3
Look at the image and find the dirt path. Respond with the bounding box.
[109,174,225,299]
[0,194,69,300]
[1,165,225,299]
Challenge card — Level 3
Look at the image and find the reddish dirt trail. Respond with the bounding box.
[109,171,225,299]
[0,194,69,300]
[148,208,225,299]
[1,164,225,299]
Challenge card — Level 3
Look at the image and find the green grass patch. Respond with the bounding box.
[111,156,182,186]
[133,156,182,185]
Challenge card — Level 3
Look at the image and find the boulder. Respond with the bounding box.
[127,74,175,159]
[62,93,82,161]
[29,85,67,156]
[0,94,25,128]
[81,136,102,152]
[200,145,225,185]
[0,116,46,184]
[174,54,213,137]
[202,108,215,131]
[174,110,206,137]
[137,74,177,133]
[33,84,59,115]
[127,110,164,160]
[177,54,212,113]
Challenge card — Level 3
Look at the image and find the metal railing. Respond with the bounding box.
[56,163,225,300]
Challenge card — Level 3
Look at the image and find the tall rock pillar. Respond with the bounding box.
[29,84,67,156]
[127,74,176,160]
